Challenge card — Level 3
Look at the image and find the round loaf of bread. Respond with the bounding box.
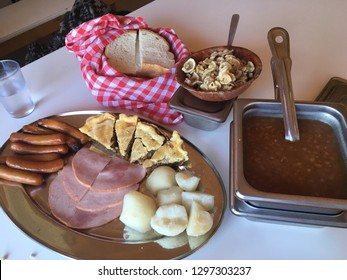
[105,29,176,78]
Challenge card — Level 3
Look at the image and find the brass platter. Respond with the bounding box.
[0,111,226,260]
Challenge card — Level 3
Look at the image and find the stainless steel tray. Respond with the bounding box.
[230,114,347,228]
[0,111,226,260]
[230,191,347,228]
[231,99,347,213]
[168,87,234,130]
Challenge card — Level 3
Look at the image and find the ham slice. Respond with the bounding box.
[76,183,139,211]
[72,146,112,187]
[63,160,140,210]
[49,146,147,229]
[63,159,88,201]
[92,156,147,191]
[49,171,123,229]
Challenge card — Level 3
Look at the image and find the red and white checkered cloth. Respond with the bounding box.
[65,14,190,124]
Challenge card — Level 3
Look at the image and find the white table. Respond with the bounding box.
[1,0,347,260]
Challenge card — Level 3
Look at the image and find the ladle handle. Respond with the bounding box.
[228,14,239,46]
[268,27,300,142]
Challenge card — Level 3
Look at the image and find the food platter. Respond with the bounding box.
[0,111,226,260]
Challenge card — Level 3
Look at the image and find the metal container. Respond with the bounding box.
[230,25,347,227]
[231,192,347,228]
[316,76,347,106]
[168,86,234,130]
[230,98,347,220]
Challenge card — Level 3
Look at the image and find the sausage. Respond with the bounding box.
[38,119,89,144]
[0,165,44,186]
[18,153,61,161]
[10,141,69,155]
[6,156,65,173]
[65,136,82,152]
[21,124,54,135]
[22,124,81,151]
[10,132,67,146]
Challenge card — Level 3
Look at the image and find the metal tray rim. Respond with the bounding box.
[230,193,347,228]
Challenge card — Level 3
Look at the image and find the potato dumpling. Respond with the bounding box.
[175,170,200,191]
[186,201,213,237]
[146,166,176,195]
[156,186,183,206]
[120,191,157,233]
[181,191,215,212]
[150,204,188,236]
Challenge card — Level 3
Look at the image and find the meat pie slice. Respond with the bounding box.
[79,112,116,150]
[143,131,189,168]
[129,121,166,163]
[115,113,138,158]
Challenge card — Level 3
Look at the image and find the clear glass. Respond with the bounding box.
[0,60,35,118]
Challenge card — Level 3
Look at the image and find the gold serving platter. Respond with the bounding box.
[0,111,226,260]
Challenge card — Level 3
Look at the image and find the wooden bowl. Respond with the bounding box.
[175,46,262,102]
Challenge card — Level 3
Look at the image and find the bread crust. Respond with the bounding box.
[136,63,170,78]
[138,29,175,70]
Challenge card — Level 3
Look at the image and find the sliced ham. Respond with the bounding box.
[49,146,146,229]
[63,160,88,201]
[76,183,139,211]
[92,156,146,191]
[62,160,140,210]
[72,146,112,187]
[49,171,123,229]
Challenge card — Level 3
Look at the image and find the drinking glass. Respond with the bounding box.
[0,60,35,118]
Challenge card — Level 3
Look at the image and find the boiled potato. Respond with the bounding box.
[181,191,215,212]
[146,166,176,195]
[156,186,183,206]
[150,204,188,236]
[186,201,213,237]
[120,191,157,233]
[175,170,200,191]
